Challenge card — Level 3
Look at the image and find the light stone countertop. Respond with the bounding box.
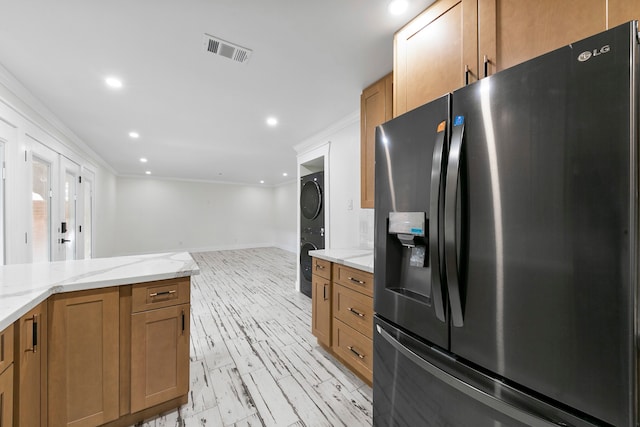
[0,251,200,332]
[308,248,374,273]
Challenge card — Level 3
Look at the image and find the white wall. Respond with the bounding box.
[94,165,117,257]
[273,180,297,253]
[326,120,361,248]
[114,177,296,255]
[295,111,374,250]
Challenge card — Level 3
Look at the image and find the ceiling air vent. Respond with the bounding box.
[203,34,252,64]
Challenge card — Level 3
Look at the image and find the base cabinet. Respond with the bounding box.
[131,303,190,413]
[0,324,14,427]
[0,364,13,427]
[14,302,47,427]
[311,257,373,384]
[311,257,332,347]
[48,287,119,427]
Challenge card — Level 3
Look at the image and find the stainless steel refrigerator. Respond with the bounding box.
[373,21,639,426]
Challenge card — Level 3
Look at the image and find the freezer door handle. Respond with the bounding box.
[429,121,447,322]
[375,324,558,427]
[444,116,465,327]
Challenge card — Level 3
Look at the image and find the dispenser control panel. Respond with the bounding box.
[389,212,425,236]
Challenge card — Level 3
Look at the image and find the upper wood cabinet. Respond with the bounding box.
[608,1,640,28]
[394,0,626,115]
[48,287,119,427]
[360,72,392,208]
[394,0,478,116]
[479,0,607,75]
[14,302,47,427]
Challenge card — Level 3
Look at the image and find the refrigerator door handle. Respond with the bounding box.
[444,116,465,327]
[376,324,558,427]
[429,121,448,322]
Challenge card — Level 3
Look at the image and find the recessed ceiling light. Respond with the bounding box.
[140,157,148,163]
[282,172,288,177]
[266,117,278,127]
[260,180,265,184]
[129,131,140,139]
[388,0,409,15]
[145,171,151,175]
[105,76,123,89]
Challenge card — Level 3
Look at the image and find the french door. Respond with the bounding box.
[30,142,84,262]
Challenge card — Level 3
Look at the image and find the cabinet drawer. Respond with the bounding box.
[332,319,373,382]
[132,277,190,313]
[312,257,331,280]
[333,284,373,339]
[333,264,373,297]
[0,323,13,375]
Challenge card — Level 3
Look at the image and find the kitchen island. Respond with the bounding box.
[0,252,199,427]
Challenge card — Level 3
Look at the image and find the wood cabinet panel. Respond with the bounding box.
[0,364,13,427]
[394,0,478,116]
[332,319,373,382]
[14,302,47,427]
[360,72,392,208]
[608,1,640,29]
[48,287,119,427]
[480,0,607,75]
[131,303,190,413]
[333,263,373,297]
[333,284,373,339]
[0,324,12,375]
[131,277,190,313]
[312,257,331,281]
[311,274,332,347]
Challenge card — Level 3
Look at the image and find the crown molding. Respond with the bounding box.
[0,62,117,175]
[293,109,359,155]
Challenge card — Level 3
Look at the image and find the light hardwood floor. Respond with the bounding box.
[138,247,373,427]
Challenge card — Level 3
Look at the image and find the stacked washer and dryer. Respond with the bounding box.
[299,171,324,297]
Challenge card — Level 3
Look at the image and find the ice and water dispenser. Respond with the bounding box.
[385,211,432,303]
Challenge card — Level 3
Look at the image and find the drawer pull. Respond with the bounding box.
[348,277,365,285]
[348,307,365,317]
[149,290,177,297]
[315,263,325,270]
[348,346,365,359]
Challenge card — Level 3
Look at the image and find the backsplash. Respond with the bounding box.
[359,209,375,249]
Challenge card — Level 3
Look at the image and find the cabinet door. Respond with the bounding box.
[394,0,478,116]
[48,288,119,427]
[131,303,190,413]
[360,72,392,209]
[608,1,640,28]
[15,302,47,427]
[0,364,13,427]
[479,0,607,75]
[311,275,331,347]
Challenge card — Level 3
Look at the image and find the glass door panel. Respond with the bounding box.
[59,157,79,261]
[32,156,51,263]
[82,173,94,259]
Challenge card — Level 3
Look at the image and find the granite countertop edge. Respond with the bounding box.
[308,248,374,274]
[0,251,200,332]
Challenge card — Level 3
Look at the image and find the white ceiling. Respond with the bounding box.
[0,0,434,185]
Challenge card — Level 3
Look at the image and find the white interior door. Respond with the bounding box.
[30,142,58,263]
[78,168,95,259]
[59,156,80,261]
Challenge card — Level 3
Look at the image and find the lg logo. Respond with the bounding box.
[578,45,611,62]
